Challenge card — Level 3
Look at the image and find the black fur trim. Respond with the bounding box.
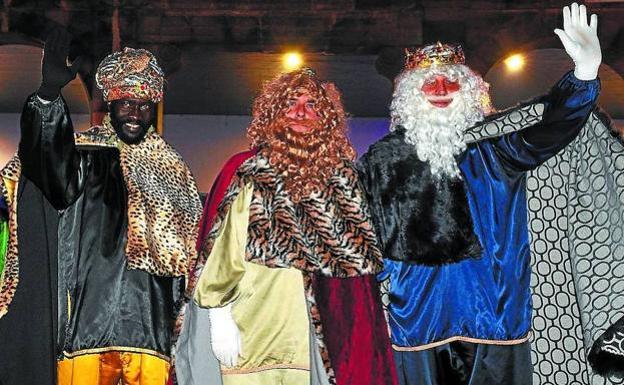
[357,128,482,265]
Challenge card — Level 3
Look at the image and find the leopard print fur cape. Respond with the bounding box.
[0,119,202,317]
[195,153,383,284]
[0,157,19,318]
[77,117,202,277]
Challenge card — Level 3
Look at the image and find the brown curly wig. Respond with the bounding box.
[247,68,356,202]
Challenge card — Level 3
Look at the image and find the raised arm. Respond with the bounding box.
[18,30,84,210]
[492,3,601,172]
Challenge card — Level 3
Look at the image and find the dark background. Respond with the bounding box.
[0,0,621,189]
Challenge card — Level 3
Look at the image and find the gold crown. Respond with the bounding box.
[405,42,465,70]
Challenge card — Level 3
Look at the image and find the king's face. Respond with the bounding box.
[110,98,156,144]
[420,74,461,108]
[284,91,319,134]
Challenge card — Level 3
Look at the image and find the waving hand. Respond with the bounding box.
[554,3,602,80]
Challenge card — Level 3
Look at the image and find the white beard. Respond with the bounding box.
[390,65,490,180]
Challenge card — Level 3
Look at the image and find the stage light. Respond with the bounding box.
[504,54,525,72]
[283,52,303,71]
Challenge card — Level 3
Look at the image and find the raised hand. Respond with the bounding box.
[38,29,83,101]
[208,304,242,367]
[554,3,602,80]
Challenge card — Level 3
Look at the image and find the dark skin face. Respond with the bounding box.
[109,98,156,144]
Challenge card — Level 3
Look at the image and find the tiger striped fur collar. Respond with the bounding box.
[202,153,383,278]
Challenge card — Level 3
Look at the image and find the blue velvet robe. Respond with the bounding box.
[361,72,601,349]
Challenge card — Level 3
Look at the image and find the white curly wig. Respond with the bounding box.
[390,64,493,179]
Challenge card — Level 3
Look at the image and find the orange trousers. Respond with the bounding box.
[57,351,170,385]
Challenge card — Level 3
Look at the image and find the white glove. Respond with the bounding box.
[208,304,242,367]
[554,2,602,80]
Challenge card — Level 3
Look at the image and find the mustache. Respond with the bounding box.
[281,117,321,131]
[270,118,320,148]
[275,129,322,151]
[425,95,454,101]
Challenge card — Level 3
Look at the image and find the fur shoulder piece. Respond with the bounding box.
[201,153,384,278]
[366,128,406,154]
[0,156,21,319]
[358,129,482,265]
[77,122,202,278]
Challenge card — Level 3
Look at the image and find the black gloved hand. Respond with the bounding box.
[37,29,83,101]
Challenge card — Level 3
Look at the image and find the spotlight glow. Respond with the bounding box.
[504,54,525,72]
[283,52,303,71]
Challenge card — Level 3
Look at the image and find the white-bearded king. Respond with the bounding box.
[358,3,604,385]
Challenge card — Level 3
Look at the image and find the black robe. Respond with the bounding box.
[0,178,59,385]
[0,95,183,385]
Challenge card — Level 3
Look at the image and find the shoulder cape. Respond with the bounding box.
[193,151,383,284]
[466,102,624,384]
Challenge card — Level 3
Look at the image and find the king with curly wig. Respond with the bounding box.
[188,67,398,385]
[247,68,356,202]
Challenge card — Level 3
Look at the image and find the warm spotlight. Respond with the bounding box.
[504,54,525,72]
[283,52,303,71]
